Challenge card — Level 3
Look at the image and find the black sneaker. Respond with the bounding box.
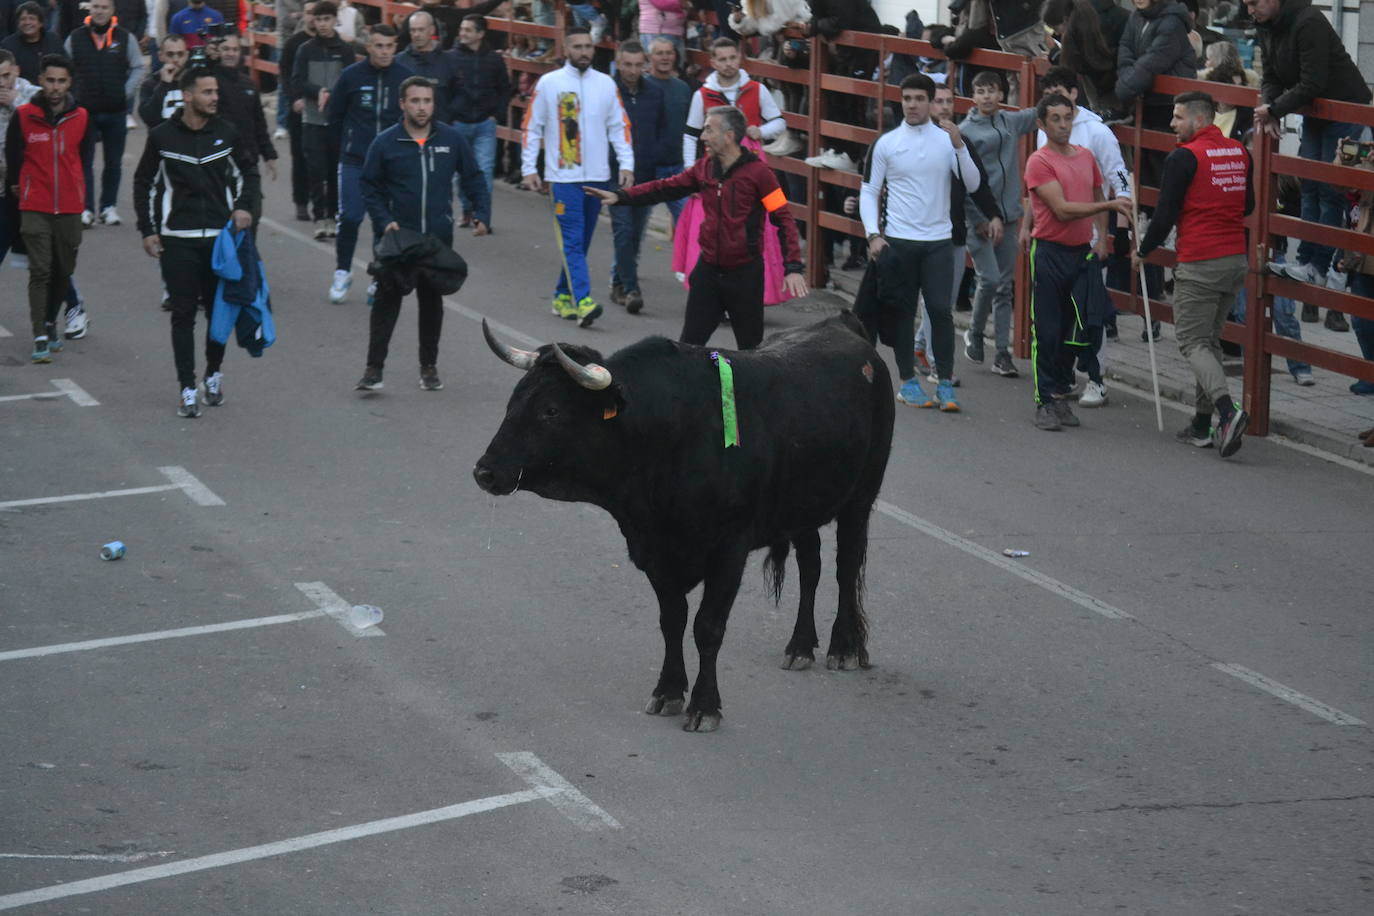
[840,253,867,271]
[1052,398,1080,427]
[419,365,444,391]
[991,351,1018,377]
[963,328,985,364]
[1324,311,1350,332]
[1176,421,1214,448]
[1141,320,1162,342]
[1104,323,1119,340]
[355,367,384,391]
[609,282,626,306]
[295,203,310,222]
[1215,407,1249,458]
[1300,304,1319,322]
[1034,403,1062,431]
[623,289,644,314]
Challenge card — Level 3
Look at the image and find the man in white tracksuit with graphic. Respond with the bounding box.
[521,26,633,328]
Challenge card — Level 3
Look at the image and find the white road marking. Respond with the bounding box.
[875,500,1134,620]
[0,466,223,511]
[0,322,11,338]
[498,752,621,831]
[0,852,176,864]
[156,466,225,506]
[294,581,386,638]
[50,378,100,406]
[0,611,330,663]
[0,788,546,911]
[0,379,99,406]
[1212,663,1366,726]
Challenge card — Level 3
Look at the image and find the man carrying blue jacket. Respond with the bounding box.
[325,24,411,304]
[356,75,490,393]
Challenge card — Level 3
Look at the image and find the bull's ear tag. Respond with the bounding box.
[602,404,618,420]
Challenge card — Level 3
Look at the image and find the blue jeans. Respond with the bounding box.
[82,110,127,212]
[567,3,605,31]
[1347,273,1374,362]
[610,202,650,293]
[1296,118,1365,273]
[654,164,686,226]
[551,181,607,302]
[453,118,497,220]
[1231,254,1310,375]
[336,160,369,272]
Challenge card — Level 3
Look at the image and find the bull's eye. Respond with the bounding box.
[541,404,561,420]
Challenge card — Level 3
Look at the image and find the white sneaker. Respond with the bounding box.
[272,126,287,140]
[99,206,121,226]
[204,371,224,406]
[64,307,89,339]
[763,129,802,157]
[126,114,136,129]
[825,151,858,172]
[1325,267,1348,291]
[328,269,352,303]
[803,148,835,168]
[1079,380,1108,407]
[7,253,28,270]
[81,210,95,228]
[178,386,200,418]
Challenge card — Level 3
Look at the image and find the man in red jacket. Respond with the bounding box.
[4,53,87,363]
[587,105,807,349]
[1136,90,1255,459]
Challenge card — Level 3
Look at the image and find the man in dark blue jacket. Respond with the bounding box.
[607,40,666,314]
[325,23,411,304]
[448,14,508,229]
[398,9,454,116]
[356,75,490,394]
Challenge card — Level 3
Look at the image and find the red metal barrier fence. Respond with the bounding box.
[248,2,1374,436]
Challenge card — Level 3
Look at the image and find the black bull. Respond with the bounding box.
[474,312,895,732]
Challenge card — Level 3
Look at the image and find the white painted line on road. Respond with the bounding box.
[875,500,1134,620]
[498,752,622,831]
[0,787,547,911]
[0,611,330,663]
[294,581,386,638]
[0,379,100,406]
[1212,663,1366,726]
[0,322,11,338]
[50,378,100,406]
[157,466,226,506]
[0,851,176,864]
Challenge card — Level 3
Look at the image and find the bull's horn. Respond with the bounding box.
[552,343,613,390]
[482,318,538,371]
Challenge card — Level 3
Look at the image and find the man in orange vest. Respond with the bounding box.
[1135,91,1254,458]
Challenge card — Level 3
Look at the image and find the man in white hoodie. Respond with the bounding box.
[521,27,633,328]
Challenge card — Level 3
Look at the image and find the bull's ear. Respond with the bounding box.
[600,382,628,421]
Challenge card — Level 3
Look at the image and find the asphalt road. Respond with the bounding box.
[1,138,1371,915]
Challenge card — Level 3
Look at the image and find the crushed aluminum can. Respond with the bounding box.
[100,541,126,560]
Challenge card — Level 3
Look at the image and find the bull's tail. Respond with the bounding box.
[762,539,790,605]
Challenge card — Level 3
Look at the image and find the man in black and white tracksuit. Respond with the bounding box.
[133,67,260,418]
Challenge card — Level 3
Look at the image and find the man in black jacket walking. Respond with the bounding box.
[1249,0,1373,331]
[278,0,316,220]
[63,0,144,226]
[290,0,353,239]
[449,14,507,229]
[133,67,260,418]
[215,31,276,191]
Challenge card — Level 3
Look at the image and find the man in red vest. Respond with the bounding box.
[4,53,87,363]
[1135,90,1254,459]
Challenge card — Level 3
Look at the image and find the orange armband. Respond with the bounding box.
[761,187,787,212]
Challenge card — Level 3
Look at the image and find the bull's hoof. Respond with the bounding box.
[782,652,814,671]
[682,710,721,732]
[644,695,685,716]
[826,653,861,671]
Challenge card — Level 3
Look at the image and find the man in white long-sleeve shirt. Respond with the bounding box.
[521,27,633,328]
[681,38,784,165]
[856,73,979,412]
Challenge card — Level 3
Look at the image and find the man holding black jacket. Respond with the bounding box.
[134,67,260,418]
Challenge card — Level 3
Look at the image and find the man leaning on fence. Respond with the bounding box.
[1136,91,1254,459]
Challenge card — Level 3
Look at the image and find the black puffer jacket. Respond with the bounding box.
[1092,0,1129,52]
[1115,0,1196,104]
[1259,0,1372,118]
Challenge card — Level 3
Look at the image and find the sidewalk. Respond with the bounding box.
[823,262,1374,468]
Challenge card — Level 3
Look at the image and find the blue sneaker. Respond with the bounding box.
[936,380,960,412]
[896,377,926,406]
[31,338,51,363]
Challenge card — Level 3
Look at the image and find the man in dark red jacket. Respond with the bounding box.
[1136,91,1255,459]
[4,53,87,363]
[587,105,806,350]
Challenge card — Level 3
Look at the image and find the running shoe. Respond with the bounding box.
[575,296,603,328]
[935,380,960,412]
[44,322,62,353]
[419,366,444,391]
[1175,420,1214,448]
[328,269,352,304]
[551,293,577,319]
[178,386,200,418]
[81,209,95,228]
[624,289,644,314]
[64,306,89,339]
[963,327,984,364]
[204,371,224,406]
[1079,380,1107,407]
[896,377,926,407]
[1052,398,1080,427]
[1034,403,1061,431]
[31,338,51,363]
[355,367,384,391]
[1215,406,1249,458]
[99,206,121,226]
[991,351,1018,377]
[609,282,626,306]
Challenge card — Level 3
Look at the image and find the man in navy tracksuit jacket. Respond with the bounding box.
[356,74,489,393]
[324,23,411,302]
[606,40,666,315]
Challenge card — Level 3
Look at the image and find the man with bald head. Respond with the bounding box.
[399,9,455,116]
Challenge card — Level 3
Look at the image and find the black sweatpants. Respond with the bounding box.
[852,237,954,381]
[681,259,764,350]
[367,276,445,370]
[301,123,339,221]
[162,239,225,391]
[288,109,308,207]
[1029,238,1091,405]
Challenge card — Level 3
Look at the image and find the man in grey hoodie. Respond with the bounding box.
[958,70,1037,378]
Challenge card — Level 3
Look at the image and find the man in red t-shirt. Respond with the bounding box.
[1023,93,1131,431]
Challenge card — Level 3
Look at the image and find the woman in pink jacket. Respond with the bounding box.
[639,0,686,61]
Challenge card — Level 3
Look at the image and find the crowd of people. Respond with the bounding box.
[1,0,1372,451]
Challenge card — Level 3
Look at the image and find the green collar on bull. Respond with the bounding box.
[710,351,740,449]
